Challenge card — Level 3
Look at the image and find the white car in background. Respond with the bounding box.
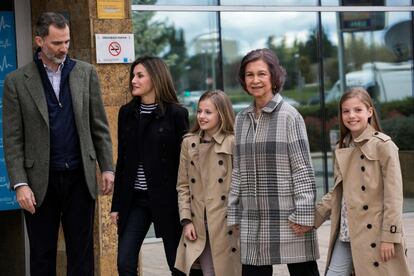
[326,61,412,103]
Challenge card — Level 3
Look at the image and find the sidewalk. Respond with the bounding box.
[141,213,414,275]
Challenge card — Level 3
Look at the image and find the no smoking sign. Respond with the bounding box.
[109,41,121,56]
[96,34,135,63]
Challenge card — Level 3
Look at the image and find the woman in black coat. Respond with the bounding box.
[111,56,189,276]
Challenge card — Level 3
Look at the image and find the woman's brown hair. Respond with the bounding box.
[129,56,178,112]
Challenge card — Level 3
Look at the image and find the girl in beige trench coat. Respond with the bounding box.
[175,90,241,276]
[312,88,411,276]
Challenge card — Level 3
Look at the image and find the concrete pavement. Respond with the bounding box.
[141,213,414,275]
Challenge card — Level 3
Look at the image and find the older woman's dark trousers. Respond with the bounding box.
[242,261,319,276]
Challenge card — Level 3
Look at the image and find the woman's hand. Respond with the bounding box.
[380,242,395,262]
[110,212,119,226]
[184,223,197,241]
[288,220,313,236]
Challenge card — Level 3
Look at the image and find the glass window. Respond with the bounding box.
[133,0,218,5]
[221,0,317,5]
[220,11,329,201]
[131,5,414,212]
[321,11,414,211]
[132,10,220,118]
[321,0,412,6]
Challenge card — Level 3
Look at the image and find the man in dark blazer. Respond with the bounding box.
[2,12,114,276]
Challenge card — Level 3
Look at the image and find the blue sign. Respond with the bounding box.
[0,11,18,210]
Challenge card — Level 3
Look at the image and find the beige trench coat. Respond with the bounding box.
[315,125,411,276]
[175,132,241,275]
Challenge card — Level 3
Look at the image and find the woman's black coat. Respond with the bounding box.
[111,98,189,237]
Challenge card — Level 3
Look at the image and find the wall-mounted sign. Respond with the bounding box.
[97,0,125,19]
[340,0,385,32]
[0,11,19,211]
[95,34,135,64]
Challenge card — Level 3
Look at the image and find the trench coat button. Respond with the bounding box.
[367,224,372,229]
[373,261,379,267]
[190,161,194,165]
[361,185,366,191]
[191,212,195,217]
[158,127,164,132]
[191,178,196,183]
[231,248,237,252]
[361,166,365,172]
[374,132,379,135]
[225,215,227,218]
[184,243,187,247]
[228,230,233,235]
[218,160,224,165]
[191,195,194,199]
[191,143,196,148]
[221,195,226,200]
[218,178,223,183]
[371,243,376,248]
[390,225,397,233]
[363,205,369,210]
[360,154,365,159]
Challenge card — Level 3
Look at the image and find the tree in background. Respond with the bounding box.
[298,27,336,64]
[132,0,188,93]
[344,34,396,72]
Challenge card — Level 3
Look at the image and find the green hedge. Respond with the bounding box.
[187,98,414,151]
[382,116,414,150]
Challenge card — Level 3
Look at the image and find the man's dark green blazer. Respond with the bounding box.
[2,59,114,206]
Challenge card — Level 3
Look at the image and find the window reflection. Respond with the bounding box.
[220,12,329,200]
[321,0,412,6]
[321,11,414,210]
[131,7,414,210]
[133,0,218,5]
[132,10,220,117]
[221,0,317,5]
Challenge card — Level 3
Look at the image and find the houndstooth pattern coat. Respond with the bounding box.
[228,93,319,265]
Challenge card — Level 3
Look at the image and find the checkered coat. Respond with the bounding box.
[227,93,319,265]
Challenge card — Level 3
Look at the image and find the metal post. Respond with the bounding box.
[317,0,329,194]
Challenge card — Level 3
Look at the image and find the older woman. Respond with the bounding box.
[227,48,320,276]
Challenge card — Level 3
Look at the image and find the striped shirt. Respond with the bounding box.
[134,103,158,191]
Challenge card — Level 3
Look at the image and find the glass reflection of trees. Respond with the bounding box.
[132,8,413,153]
[132,11,219,95]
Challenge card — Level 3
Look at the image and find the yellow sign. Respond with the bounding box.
[97,0,125,19]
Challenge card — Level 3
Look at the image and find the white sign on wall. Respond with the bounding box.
[95,34,135,64]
